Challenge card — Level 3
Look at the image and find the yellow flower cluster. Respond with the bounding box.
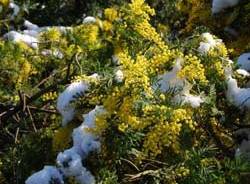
[118,52,152,96]
[98,52,155,133]
[40,28,62,42]
[183,0,212,33]
[52,123,76,152]
[0,0,9,7]
[91,112,109,135]
[16,59,32,89]
[141,107,195,156]
[134,20,167,50]
[175,166,190,177]
[143,121,182,156]
[125,0,168,50]
[72,74,99,84]
[150,48,182,74]
[42,91,57,101]
[214,61,224,77]
[87,0,228,160]
[104,8,118,22]
[74,24,100,46]
[141,104,172,129]
[171,108,196,130]
[17,42,34,53]
[178,54,207,84]
[208,43,228,58]
[129,0,155,19]
[102,20,113,32]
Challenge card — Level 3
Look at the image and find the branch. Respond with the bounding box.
[123,170,159,182]
[0,78,69,124]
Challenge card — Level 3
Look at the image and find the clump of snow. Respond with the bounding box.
[75,171,96,184]
[9,1,20,20]
[173,93,204,108]
[83,16,97,24]
[114,69,124,83]
[226,76,250,109]
[212,0,239,14]
[23,30,40,37]
[57,74,100,126]
[156,58,185,92]
[235,140,250,157]
[72,106,105,158]
[3,31,38,49]
[234,129,250,158]
[57,148,83,177]
[57,106,105,182]
[57,148,95,184]
[3,19,72,49]
[41,49,64,59]
[72,124,101,159]
[27,106,105,184]
[172,84,204,108]
[25,166,64,184]
[236,69,250,77]
[39,26,72,34]
[24,20,40,31]
[57,81,89,126]
[198,32,222,54]
[112,55,120,65]
[237,53,250,71]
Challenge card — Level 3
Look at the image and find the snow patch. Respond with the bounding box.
[226,76,250,109]
[237,53,250,71]
[9,1,20,20]
[57,81,89,126]
[236,69,250,77]
[25,166,64,184]
[114,69,124,83]
[212,0,239,14]
[198,32,222,54]
[156,58,185,92]
[3,31,38,49]
[83,16,97,24]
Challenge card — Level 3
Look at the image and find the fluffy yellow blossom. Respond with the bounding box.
[118,123,128,132]
[74,24,100,46]
[52,123,76,152]
[92,112,109,135]
[175,166,190,177]
[16,59,32,88]
[41,28,62,42]
[17,42,34,53]
[134,19,166,50]
[104,8,118,22]
[102,20,113,32]
[42,91,57,101]
[144,121,182,156]
[178,54,207,84]
[129,0,155,19]
[0,0,9,7]
[209,44,228,58]
[118,52,152,96]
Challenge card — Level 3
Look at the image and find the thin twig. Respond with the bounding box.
[0,78,69,124]
[27,106,37,132]
[121,157,140,171]
[14,128,19,144]
[33,67,67,89]
[124,170,158,182]
[28,106,58,114]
